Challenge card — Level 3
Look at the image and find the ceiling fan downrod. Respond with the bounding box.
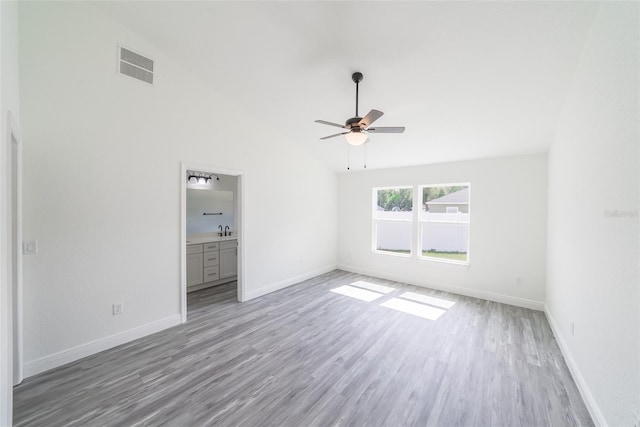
[314,71,405,146]
[352,72,363,118]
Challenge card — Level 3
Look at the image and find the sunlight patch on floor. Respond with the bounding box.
[330,282,454,321]
[349,281,395,294]
[399,292,455,309]
[381,298,447,320]
[330,285,383,302]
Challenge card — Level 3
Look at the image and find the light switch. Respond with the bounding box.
[23,240,38,255]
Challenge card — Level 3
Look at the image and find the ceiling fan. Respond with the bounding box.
[315,72,405,146]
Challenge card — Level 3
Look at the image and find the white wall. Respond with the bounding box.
[546,3,639,426]
[1,1,21,424]
[18,2,336,375]
[338,154,547,309]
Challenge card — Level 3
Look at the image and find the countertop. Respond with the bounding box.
[186,234,238,245]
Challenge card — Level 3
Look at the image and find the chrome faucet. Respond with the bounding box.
[224,225,230,236]
[218,225,223,236]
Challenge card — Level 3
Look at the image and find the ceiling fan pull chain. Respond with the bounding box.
[364,143,367,169]
[347,144,350,170]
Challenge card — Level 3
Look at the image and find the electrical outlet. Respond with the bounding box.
[112,303,123,316]
[23,240,38,255]
[570,322,575,336]
[516,277,523,286]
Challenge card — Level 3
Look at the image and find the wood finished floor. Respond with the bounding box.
[13,270,593,426]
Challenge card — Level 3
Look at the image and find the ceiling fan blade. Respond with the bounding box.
[320,131,350,140]
[359,109,384,128]
[367,126,405,133]
[315,119,347,129]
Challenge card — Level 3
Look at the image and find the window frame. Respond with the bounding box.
[371,183,471,265]
[371,185,414,258]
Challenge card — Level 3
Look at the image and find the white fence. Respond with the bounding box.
[421,222,469,252]
[375,222,412,251]
[374,211,469,253]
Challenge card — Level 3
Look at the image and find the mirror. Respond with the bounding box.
[186,189,234,235]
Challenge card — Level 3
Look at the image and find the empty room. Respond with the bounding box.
[1,1,638,426]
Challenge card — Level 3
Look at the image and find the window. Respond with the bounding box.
[372,183,471,264]
[373,187,413,256]
[420,184,470,263]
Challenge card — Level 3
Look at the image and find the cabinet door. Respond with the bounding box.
[187,244,203,255]
[219,247,237,279]
[186,253,204,286]
[203,266,220,283]
[220,240,237,250]
[204,242,219,252]
[203,250,219,267]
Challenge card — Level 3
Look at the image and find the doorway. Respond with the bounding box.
[180,163,244,323]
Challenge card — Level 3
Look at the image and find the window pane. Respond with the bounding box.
[375,188,413,219]
[421,185,469,220]
[420,184,470,263]
[421,222,468,262]
[375,221,412,254]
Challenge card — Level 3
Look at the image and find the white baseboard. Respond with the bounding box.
[24,314,182,379]
[544,307,607,427]
[244,264,337,301]
[337,264,545,311]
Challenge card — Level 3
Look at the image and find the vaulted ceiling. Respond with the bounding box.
[95,1,599,171]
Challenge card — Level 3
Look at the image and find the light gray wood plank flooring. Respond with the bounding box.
[13,270,593,426]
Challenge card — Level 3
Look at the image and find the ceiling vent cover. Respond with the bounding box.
[119,46,154,85]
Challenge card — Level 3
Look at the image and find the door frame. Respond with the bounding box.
[179,162,245,322]
[3,110,23,389]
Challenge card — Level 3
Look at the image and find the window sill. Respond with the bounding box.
[418,256,469,266]
[373,250,412,258]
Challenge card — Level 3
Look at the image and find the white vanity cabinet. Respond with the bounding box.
[219,240,238,279]
[186,244,204,287]
[187,238,237,292]
[203,242,220,283]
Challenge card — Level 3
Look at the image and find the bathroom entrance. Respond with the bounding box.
[180,163,244,321]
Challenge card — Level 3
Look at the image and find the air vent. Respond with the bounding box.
[119,46,154,85]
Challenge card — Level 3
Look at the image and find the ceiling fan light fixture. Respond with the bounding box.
[315,71,405,149]
[345,130,368,146]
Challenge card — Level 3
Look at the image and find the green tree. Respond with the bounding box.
[377,188,412,211]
